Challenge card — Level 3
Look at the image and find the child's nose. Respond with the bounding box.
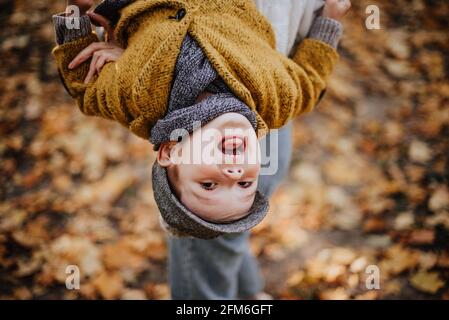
[223,167,244,180]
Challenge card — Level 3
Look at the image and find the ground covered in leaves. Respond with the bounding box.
[0,0,448,300]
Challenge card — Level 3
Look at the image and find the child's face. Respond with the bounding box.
[157,112,261,223]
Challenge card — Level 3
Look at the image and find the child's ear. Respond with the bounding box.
[157,142,178,167]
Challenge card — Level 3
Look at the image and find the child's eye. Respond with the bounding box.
[200,182,217,190]
[238,181,253,188]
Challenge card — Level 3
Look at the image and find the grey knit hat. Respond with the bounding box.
[152,161,269,239]
[150,92,257,149]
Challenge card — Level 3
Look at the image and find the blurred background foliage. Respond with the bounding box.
[0,0,448,299]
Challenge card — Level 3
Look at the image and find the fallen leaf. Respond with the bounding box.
[92,271,124,300]
[409,140,432,163]
[354,291,379,300]
[394,211,415,230]
[428,187,449,212]
[363,218,387,233]
[379,245,419,275]
[350,257,368,273]
[144,283,170,300]
[287,271,305,288]
[418,252,438,270]
[425,212,449,229]
[319,287,349,300]
[410,271,445,294]
[121,289,147,300]
[407,229,435,245]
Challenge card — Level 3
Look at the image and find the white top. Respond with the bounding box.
[253,0,324,55]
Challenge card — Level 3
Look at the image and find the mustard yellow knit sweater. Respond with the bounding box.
[52,0,338,139]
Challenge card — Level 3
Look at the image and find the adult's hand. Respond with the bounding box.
[322,0,351,21]
[66,0,94,16]
[68,11,124,84]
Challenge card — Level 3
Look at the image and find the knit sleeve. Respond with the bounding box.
[307,16,343,49]
[285,37,339,117]
[52,14,93,45]
[52,34,134,133]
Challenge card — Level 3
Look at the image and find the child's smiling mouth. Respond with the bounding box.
[220,136,246,156]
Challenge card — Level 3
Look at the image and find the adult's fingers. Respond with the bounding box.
[84,51,101,84]
[69,42,114,69]
[339,0,351,13]
[87,12,115,42]
[339,0,351,7]
[83,46,124,83]
[95,54,108,74]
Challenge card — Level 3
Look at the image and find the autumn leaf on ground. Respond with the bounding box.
[2,0,449,301]
[409,271,445,294]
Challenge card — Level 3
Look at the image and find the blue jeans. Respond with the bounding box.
[168,123,293,299]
